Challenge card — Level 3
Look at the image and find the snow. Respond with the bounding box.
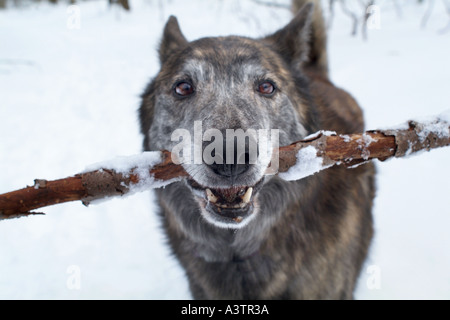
[378,112,450,157]
[303,130,337,140]
[83,152,163,175]
[357,133,378,160]
[379,110,450,134]
[278,145,331,181]
[439,109,450,123]
[414,113,450,142]
[0,0,449,300]
[83,151,180,196]
[341,134,351,143]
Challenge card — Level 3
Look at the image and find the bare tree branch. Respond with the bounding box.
[252,0,290,10]
[438,0,450,33]
[0,150,188,220]
[361,0,375,40]
[326,0,337,29]
[0,116,448,220]
[421,0,436,28]
[339,0,360,36]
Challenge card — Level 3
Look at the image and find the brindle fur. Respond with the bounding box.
[139,0,374,299]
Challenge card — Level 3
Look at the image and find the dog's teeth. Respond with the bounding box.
[206,189,218,203]
[241,187,253,204]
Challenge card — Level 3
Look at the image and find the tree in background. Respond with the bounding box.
[291,0,450,37]
[108,0,129,11]
[1,0,449,34]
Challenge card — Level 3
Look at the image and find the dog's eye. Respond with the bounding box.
[257,81,275,96]
[174,81,195,97]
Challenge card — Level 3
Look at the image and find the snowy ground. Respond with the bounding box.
[0,0,449,299]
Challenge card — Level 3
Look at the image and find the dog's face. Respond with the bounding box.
[140,5,319,229]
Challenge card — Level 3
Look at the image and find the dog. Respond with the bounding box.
[139,0,375,299]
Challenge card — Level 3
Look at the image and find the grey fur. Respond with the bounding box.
[139,1,374,299]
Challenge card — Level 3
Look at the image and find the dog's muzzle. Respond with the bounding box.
[187,178,264,227]
[185,134,268,228]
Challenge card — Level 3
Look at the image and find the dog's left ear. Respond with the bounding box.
[159,16,188,65]
[263,3,313,68]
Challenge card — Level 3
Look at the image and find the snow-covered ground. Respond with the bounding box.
[0,0,448,299]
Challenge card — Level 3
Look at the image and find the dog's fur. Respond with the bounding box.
[139,0,375,299]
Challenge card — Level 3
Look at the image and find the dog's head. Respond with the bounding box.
[140,4,319,229]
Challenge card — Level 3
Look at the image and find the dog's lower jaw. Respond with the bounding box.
[195,196,260,229]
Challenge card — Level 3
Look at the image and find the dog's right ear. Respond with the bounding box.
[159,16,188,65]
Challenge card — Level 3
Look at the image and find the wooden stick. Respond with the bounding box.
[277,118,449,177]
[0,150,188,219]
[0,117,448,220]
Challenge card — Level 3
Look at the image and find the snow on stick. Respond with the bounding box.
[0,114,449,220]
[0,150,188,220]
[277,113,450,180]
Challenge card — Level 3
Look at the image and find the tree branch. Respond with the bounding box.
[0,150,188,220]
[339,0,360,36]
[0,115,448,220]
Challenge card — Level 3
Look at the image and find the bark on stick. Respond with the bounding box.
[0,116,448,220]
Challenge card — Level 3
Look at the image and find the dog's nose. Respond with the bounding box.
[209,154,250,178]
[206,139,253,179]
